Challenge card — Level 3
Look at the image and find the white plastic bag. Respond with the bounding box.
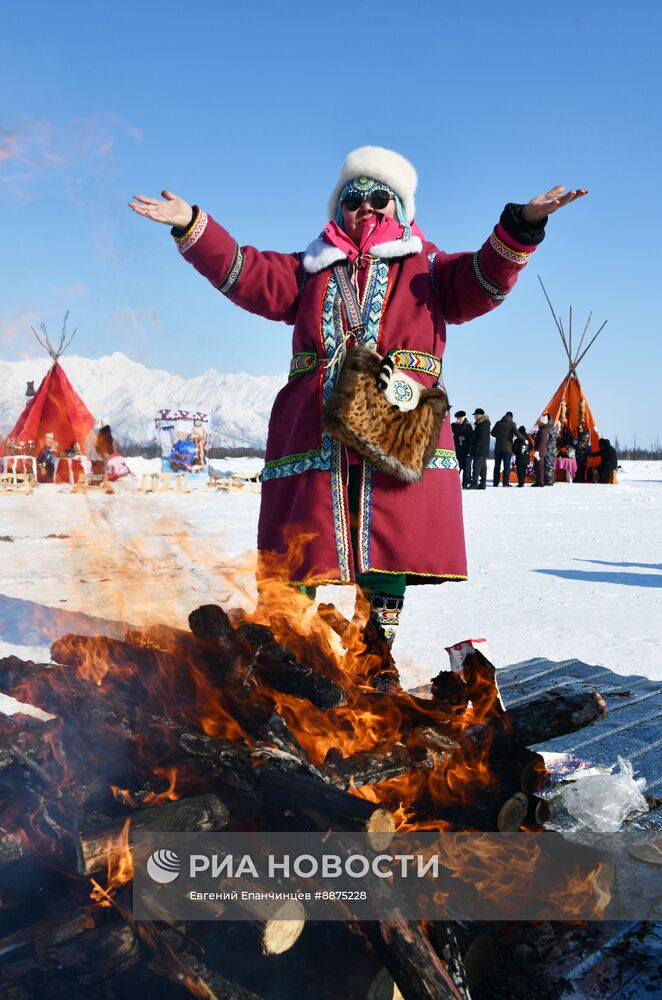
[558,756,648,832]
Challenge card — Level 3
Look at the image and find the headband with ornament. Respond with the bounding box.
[335,176,408,227]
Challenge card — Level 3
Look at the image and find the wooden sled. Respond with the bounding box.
[140,472,189,494]
[0,471,36,495]
[72,474,115,495]
[208,473,261,494]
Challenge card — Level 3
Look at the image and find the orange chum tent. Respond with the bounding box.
[535,279,609,481]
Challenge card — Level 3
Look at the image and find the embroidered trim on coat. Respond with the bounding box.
[289,352,319,378]
[489,231,532,265]
[260,443,331,481]
[389,349,441,379]
[322,272,352,580]
[330,441,351,582]
[219,244,245,294]
[363,261,389,350]
[288,347,441,380]
[175,210,208,254]
[358,462,373,574]
[471,252,508,301]
[362,568,468,580]
[425,448,459,470]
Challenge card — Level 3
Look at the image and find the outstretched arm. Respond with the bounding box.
[433,185,588,325]
[129,190,303,325]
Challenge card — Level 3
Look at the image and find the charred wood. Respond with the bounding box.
[322,734,457,791]
[0,922,139,988]
[76,792,230,876]
[257,763,395,837]
[189,604,344,709]
[466,691,607,748]
[425,922,472,1000]
[363,918,467,1000]
[0,908,100,962]
[116,897,263,1000]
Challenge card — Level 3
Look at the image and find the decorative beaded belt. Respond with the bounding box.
[288,348,442,380]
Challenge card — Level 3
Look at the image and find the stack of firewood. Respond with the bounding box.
[0,601,607,1000]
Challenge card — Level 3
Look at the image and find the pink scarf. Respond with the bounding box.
[321,215,425,262]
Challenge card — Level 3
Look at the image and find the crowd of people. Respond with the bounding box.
[1,424,130,484]
[451,410,618,488]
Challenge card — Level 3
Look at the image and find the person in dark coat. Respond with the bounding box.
[451,410,473,489]
[532,415,550,486]
[491,411,526,487]
[575,425,591,482]
[592,438,618,483]
[544,418,559,485]
[469,409,491,489]
[513,425,532,487]
[93,424,115,477]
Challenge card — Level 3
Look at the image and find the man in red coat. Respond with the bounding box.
[130,148,586,647]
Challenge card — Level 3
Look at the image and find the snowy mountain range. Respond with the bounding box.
[0,353,287,449]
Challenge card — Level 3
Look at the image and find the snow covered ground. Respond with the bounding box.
[1,459,660,717]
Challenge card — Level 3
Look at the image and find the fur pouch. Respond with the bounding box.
[323,347,448,482]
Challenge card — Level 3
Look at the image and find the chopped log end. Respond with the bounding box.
[366,807,397,851]
[366,807,396,836]
[367,966,405,1000]
[261,900,306,955]
[531,796,551,827]
[496,793,529,832]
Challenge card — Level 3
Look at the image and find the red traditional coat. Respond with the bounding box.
[174,207,542,586]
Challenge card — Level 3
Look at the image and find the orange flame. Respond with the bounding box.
[90,818,134,905]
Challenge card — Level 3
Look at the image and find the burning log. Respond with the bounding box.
[124,622,200,657]
[363,918,467,1000]
[257,763,395,838]
[148,952,264,1000]
[425,923,472,1000]
[324,741,417,789]
[50,633,203,710]
[0,908,98,962]
[0,922,139,989]
[76,792,230,876]
[466,690,607,748]
[323,731,458,791]
[0,656,60,696]
[189,604,344,709]
[430,648,505,720]
[137,877,306,958]
[115,898,264,1000]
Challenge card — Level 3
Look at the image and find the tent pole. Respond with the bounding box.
[538,276,571,359]
[574,320,608,368]
[574,310,593,363]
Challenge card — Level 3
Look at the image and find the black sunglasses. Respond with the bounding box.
[341,189,393,212]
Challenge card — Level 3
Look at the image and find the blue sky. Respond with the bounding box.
[1,0,661,445]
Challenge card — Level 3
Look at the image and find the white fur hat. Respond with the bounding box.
[327,146,418,223]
